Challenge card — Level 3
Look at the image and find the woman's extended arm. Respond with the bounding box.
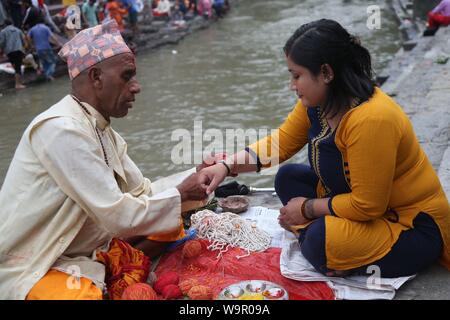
[199,101,311,194]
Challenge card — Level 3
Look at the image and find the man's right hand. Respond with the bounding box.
[176,173,208,202]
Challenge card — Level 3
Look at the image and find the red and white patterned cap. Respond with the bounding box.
[58,19,132,80]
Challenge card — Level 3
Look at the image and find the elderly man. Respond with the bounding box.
[0,19,211,300]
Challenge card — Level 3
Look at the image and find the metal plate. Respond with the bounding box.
[217,280,289,300]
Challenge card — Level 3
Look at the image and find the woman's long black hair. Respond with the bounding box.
[284,19,376,118]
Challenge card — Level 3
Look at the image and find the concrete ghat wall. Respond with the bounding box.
[381,2,450,196]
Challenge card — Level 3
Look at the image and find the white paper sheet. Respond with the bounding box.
[239,206,284,248]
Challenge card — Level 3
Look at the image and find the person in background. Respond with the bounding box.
[427,0,450,29]
[28,14,62,80]
[171,0,186,23]
[212,0,225,18]
[31,0,61,33]
[152,0,170,18]
[82,0,99,28]
[142,0,152,21]
[120,0,138,35]
[197,0,211,19]
[6,0,24,27]
[22,51,42,75]
[22,0,41,30]
[174,0,186,16]
[187,0,197,14]
[97,0,107,22]
[105,0,127,31]
[0,18,28,88]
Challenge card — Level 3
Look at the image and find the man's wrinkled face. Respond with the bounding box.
[97,53,141,119]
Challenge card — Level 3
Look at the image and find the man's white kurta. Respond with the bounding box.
[0,95,195,299]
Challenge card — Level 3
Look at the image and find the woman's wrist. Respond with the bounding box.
[301,199,312,221]
[218,160,231,176]
[301,199,317,220]
[301,198,332,220]
[227,158,238,176]
[245,147,262,173]
[305,199,316,220]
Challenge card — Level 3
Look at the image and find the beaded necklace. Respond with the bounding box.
[71,95,110,167]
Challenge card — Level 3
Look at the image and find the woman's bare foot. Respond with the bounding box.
[15,84,26,90]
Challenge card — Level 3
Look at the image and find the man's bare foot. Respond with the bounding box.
[15,84,26,90]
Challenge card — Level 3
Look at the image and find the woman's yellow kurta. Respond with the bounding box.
[249,87,450,271]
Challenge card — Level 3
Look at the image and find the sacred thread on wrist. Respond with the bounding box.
[301,199,312,220]
[219,160,231,176]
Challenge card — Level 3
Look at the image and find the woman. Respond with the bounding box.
[198,19,450,278]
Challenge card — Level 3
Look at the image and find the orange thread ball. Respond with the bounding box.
[121,283,158,300]
[179,278,200,295]
[154,271,180,294]
[161,284,183,300]
[182,240,203,258]
[188,285,213,300]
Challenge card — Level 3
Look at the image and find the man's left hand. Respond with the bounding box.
[278,197,310,231]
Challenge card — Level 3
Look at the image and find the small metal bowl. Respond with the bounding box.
[262,287,286,300]
[218,196,250,214]
[246,281,266,293]
[224,286,245,299]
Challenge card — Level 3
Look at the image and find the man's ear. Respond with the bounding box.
[88,67,103,89]
[321,64,334,84]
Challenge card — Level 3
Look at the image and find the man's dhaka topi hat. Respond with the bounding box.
[58,19,132,80]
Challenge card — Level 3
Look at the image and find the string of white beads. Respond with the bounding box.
[190,210,271,259]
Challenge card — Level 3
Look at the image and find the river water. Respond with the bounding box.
[0,0,401,187]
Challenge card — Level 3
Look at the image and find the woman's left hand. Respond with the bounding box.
[196,152,227,172]
[278,197,310,231]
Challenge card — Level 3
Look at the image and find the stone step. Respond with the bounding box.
[438,141,450,199]
[381,27,450,170]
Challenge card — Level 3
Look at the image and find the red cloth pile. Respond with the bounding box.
[154,239,335,300]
